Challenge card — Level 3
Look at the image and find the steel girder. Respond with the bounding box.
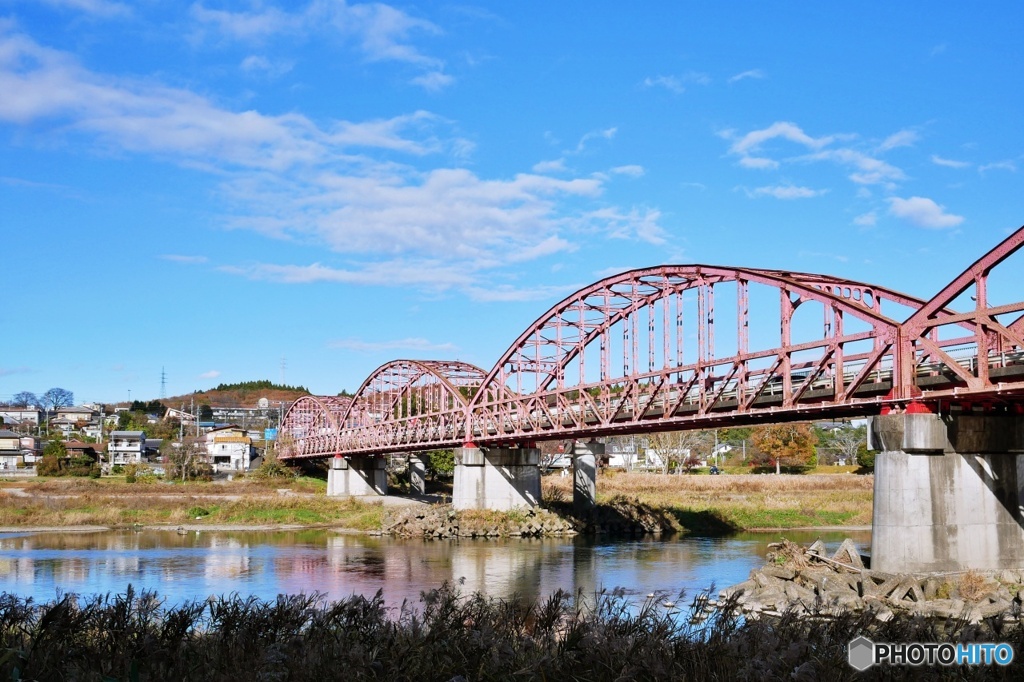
[279,224,1024,459]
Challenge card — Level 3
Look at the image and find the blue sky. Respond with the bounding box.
[1,1,1023,405]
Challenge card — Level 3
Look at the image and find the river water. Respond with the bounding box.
[0,529,871,609]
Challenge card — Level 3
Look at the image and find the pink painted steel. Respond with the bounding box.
[279,225,1024,460]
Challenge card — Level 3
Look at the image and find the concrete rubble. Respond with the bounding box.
[717,538,1024,624]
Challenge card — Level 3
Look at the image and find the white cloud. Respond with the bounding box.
[747,185,827,200]
[853,211,877,227]
[887,196,963,229]
[240,55,293,77]
[800,149,905,185]
[36,0,130,18]
[0,27,664,298]
[410,70,454,92]
[588,206,667,244]
[0,366,32,377]
[610,164,644,177]
[728,69,764,83]
[573,127,617,153]
[190,1,447,87]
[729,122,833,155]
[979,160,1017,173]
[931,155,970,169]
[328,337,458,353]
[160,254,209,264]
[738,156,779,170]
[198,370,221,379]
[642,75,684,93]
[533,158,566,173]
[877,129,918,151]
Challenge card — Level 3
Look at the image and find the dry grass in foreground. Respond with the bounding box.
[543,471,874,532]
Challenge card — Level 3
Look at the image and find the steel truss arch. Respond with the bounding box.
[897,224,1024,399]
[330,359,487,456]
[467,265,913,441]
[279,395,348,458]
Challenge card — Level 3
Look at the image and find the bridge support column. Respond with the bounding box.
[452,446,540,511]
[571,440,603,513]
[327,455,387,498]
[409,455,427,496]
[869,413,1024,573]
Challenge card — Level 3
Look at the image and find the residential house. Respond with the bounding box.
[107,431,147,466]
[163,407,196,424]
[204,425,255,472]
[20,436,41,463]
[65,441,102,465]
[0,430,24,470]
[0,407,44,429]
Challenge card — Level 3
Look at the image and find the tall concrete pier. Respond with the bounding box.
[571,440,603,513]
[452,446,541,510]
[869,412,1024,573]
[326,455,387,497]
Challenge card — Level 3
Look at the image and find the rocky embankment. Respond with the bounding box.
[380,497,672,539]
[720,539,1024,624]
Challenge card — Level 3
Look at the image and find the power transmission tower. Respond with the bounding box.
[160,367,167,400]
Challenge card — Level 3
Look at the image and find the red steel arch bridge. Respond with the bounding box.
[280,224,1024,462]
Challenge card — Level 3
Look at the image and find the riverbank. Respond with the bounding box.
[0,472,873,536]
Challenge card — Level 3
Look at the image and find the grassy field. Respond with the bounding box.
[543,470,874,533]
[0,470,873,533]
[0,477,386,530]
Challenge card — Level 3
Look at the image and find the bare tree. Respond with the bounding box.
[166,437,211,482]
[39,387,74,412]
[647,429,714,473]
[823,425,867,465]
[12,391,38,408]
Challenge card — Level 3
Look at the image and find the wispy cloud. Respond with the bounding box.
[36,0,130,18]
[0,366,32,377]
[853,211,877,227]
[729,122,834,156]
[642,75,684,93]
[979,160,1017,174]
[189,1,449,90]
[931,154,970,169]
[746,185,827,200]
[887,196,963,229]
[240,55,294,78]
[532,158,566,173]
[0,27,670,296]
[728,69,764,84]
[463,283,580,303]
[198,370,221,379]
[610,164,644,177]
[877,129,918,151]
[328,337,458,353]
[160,254,209,265]
[572,127,617,153]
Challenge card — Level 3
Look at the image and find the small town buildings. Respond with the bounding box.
[107,431,146,466]
[204,425,255,472]
[0,429,24,470]
[163,407,196,424]
[20,436,41,463]
[65,441,103,464]
[0,407,44,428]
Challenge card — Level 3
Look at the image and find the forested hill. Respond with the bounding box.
[165,381,311,408]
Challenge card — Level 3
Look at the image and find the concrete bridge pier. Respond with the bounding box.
[327,455,387,498]
[409,455,427,496]
[571,440,604,513]
[452,446,540,510]
[869,412,1024,573]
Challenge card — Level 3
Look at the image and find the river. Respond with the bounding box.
[0,528,871,609]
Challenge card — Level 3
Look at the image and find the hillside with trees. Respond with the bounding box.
[164,380,312,409]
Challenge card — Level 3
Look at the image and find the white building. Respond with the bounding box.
[0,429,24,470]
[0,407,44,427]
[204,425,255,472]
[108,431,146,466]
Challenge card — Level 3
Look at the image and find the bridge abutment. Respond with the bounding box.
[869,413,1024,573]
[571,440,603,513]
[326,455,388,498]
[452,446,540,510]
